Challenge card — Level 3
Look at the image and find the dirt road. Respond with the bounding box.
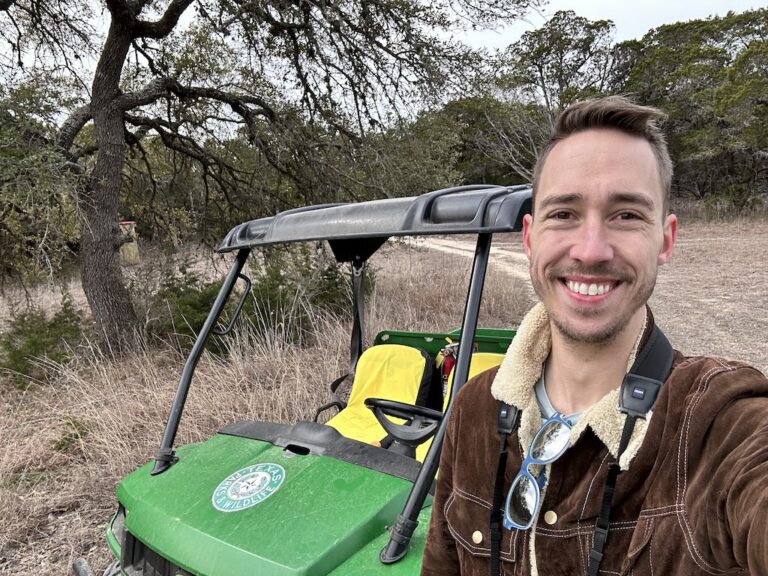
[422,220,768,374]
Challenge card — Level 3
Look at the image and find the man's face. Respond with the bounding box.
[523,128,677,344]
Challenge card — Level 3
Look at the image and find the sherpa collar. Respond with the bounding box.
[490,303,652,471]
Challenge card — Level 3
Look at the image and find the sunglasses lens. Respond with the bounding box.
[531,419,570,462]
[506,473,537,527]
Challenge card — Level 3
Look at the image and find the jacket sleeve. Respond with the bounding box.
[686,366,768,573]
[421,399,461,575]
[721,398,768,572]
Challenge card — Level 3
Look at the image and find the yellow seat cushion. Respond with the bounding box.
[326,344,431,445]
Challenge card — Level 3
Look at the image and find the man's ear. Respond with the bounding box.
[522,213,533,260]
[658,213,678,265]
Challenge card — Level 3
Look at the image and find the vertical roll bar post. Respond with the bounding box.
[151,248,250,475]
[379,233,492,563]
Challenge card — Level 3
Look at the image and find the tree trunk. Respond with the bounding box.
[79,20,140,352]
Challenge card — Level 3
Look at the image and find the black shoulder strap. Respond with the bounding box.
[630,324,674,382]
[490,402,519,576]
[587,324,674,576]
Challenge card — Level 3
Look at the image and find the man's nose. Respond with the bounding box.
[569,220,614,264]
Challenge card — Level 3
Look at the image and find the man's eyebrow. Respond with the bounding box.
[537,191,656,212]
[538,193,583,211]
[611,192,656,212]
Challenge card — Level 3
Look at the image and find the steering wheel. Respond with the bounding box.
[364,398,443,456]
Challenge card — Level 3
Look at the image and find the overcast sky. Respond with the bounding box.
[460,0,766,49]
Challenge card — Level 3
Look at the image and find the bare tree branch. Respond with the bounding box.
[134,0,195,39]
[57,104,92,151]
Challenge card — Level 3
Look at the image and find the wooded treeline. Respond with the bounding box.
[1,3,766,349]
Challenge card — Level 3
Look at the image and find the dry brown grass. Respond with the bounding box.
[369,239,532,333]
[0,240,532,575]
[671,197,768,223]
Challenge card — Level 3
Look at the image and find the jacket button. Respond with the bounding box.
[472,530,483,544]
[544,510,558,525]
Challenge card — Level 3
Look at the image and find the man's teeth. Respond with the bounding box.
[566,280,614,296]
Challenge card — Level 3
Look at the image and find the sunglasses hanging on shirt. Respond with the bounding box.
[503,411,574,530]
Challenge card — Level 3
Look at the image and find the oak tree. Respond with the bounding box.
[0,0,538,349]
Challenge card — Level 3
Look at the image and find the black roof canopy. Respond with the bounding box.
[218,185,532,260]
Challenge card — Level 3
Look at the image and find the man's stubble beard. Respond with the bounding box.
[529,260,658,345]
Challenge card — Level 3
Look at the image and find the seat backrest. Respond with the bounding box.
[325,344,434,445]
[415,351,505,462]
[442,352,505,410]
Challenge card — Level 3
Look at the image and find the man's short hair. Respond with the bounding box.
[532,95,673,214]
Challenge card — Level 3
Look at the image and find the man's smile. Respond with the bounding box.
[562,278,620,297]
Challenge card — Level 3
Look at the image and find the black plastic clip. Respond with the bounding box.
[497,402,519,435]
[619,373,662,419]
[380,514,419,564]
[154,447,178,464]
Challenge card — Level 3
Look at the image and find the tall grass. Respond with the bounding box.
[0,241,532,575]
[671,196,768,222]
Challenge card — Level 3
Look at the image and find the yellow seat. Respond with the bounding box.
[325,344,433,445]
[415,352,505,462]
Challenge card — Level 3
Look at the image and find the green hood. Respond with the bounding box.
[117,432,429,575]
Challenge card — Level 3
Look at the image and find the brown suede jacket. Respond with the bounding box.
[422,305,768,575]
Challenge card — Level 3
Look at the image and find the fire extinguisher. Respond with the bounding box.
[439,339,459,402]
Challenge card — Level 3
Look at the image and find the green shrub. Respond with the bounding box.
[0,294,82,388]
[245,255,310,342]
[251,244,374,314]
[52,416,89,452]
[145,267,223,348]
[144,244,373,350]
[246,244,374,335]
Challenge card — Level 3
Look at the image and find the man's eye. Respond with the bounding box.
[551,211,571,220]
[617,212,641,220]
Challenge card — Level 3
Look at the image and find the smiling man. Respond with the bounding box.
[422,96,768,576]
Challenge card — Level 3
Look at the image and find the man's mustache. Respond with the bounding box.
[545,263,633,283]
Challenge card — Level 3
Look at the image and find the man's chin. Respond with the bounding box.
[551,316,622,345]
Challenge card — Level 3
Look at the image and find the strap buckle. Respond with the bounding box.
[587,526,609,576]
[589,548,604,563]
[497,402,519,435]
[592,524,609,548]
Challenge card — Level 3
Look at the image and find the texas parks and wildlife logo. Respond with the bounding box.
[212,463,285,512]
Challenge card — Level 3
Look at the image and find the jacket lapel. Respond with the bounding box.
[490,303,654,470]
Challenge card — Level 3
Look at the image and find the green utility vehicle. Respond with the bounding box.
[75,184,532,576]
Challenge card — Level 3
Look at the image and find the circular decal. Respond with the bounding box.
[212,463,285,512]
